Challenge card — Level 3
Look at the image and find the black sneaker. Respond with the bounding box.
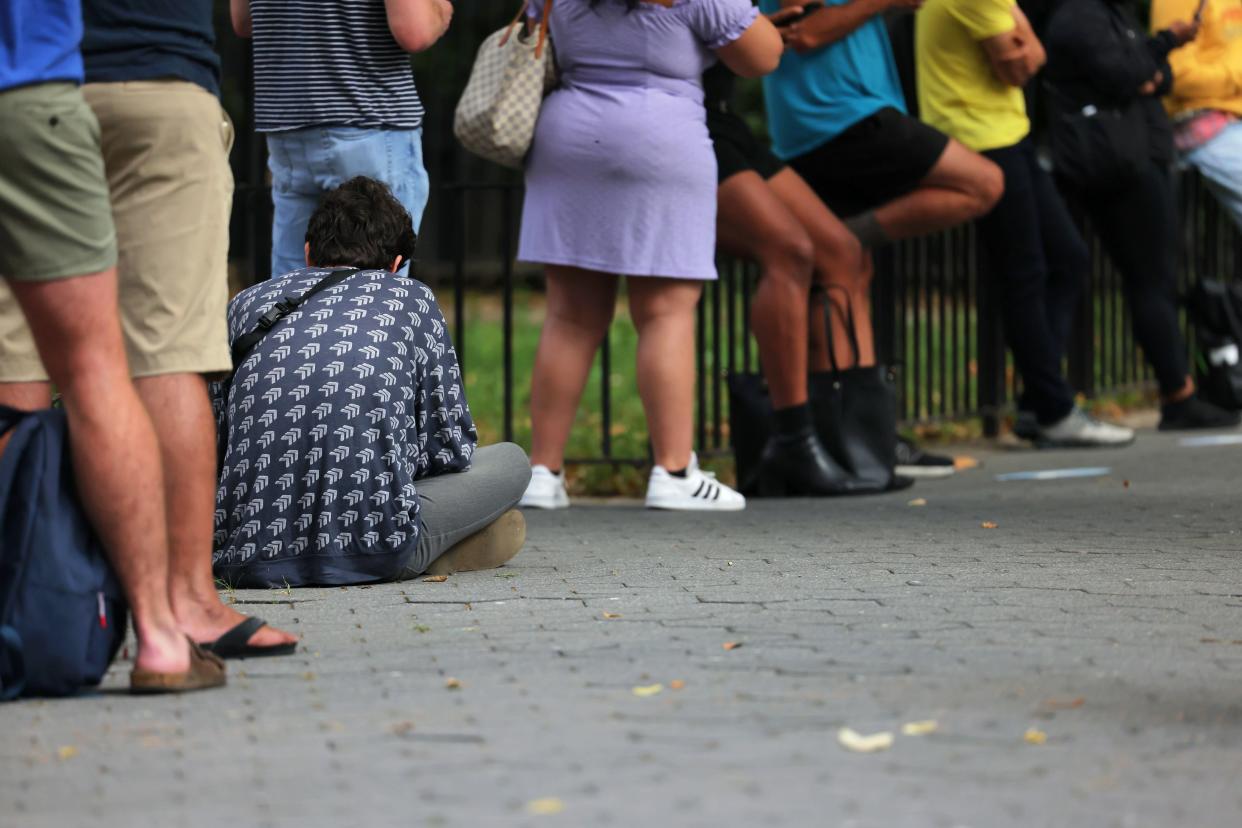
[1159,395,1242,431]
[895,436,956,479]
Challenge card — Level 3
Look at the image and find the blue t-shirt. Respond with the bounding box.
[0,1,83,92]
[82,0,220,96]
[758,0,906,160]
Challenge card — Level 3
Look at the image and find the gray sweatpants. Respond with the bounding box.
[399,442,532,578]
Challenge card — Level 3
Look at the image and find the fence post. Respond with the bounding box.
[975,235,1005,437]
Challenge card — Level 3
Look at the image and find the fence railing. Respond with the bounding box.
[228,170,1242,466]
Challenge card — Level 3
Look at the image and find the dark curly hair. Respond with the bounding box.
[305,177,417,272]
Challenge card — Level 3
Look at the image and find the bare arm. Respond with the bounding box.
[716,14,785,78]
[230,0,251,38]
[781,0,920,54]
[385,0,453,54]
[980,6,1045,87]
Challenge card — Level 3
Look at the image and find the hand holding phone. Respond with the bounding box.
[774,1,823,27]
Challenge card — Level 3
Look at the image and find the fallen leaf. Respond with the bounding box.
[1024,727,1048,745]
[302,671,316,681]
[1041,696,1085,710]
[722,641,742,651]
[390,721,416,736]
[444,677,462,690]
[954,456,980,470]
[837,727,893,753]
[56,746,78,761]
[526,798,565,816]
[901,720,939,736]
[631,683,663,697]
[669,679,686,690]
[422,575,449,583]
[981,521,999,529]
[1123,480,1130,489]
[602,611,622,619]
[907,498,928,507]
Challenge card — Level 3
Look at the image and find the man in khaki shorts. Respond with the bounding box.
[1,1,296,661]
[0,1,224,691]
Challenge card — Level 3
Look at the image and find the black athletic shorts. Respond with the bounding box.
[789,107,950,219]
[708,107,786,185]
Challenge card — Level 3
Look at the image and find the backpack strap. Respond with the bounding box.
[0,625,26,701]
[230,268,360,369]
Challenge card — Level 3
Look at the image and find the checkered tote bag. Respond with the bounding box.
[454,1,557,170]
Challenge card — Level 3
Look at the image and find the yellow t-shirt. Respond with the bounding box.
[916,0,1030,152]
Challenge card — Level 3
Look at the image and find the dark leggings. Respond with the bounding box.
[1068,164,1189,396]
[979,139,1086,424]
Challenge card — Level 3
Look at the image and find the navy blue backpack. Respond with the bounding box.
[0,405,128,699]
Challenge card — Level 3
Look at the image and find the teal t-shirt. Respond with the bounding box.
[759,0,907,160]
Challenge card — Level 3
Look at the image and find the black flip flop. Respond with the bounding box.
[200,616,298,659]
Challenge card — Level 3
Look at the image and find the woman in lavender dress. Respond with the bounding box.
[517,0,782,511]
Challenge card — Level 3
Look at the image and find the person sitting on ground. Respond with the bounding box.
[1043,0,1240,432]
[759,0,996,476]
[1151,0,1242,235]
[917,0,1136,447]
[213,177,531,587]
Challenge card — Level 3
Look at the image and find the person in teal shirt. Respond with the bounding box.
[759,0,1002,250]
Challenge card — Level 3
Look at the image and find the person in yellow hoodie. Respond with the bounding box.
[1153,0,1242,230]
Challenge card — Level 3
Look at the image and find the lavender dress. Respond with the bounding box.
[518,0,759,280]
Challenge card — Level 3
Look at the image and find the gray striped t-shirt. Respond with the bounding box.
[250,0,425,132]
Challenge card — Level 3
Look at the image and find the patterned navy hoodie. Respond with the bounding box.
[212,268,476,587]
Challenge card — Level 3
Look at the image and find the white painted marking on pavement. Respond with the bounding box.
[995,467,1112,482]
[1178,434,1242,448]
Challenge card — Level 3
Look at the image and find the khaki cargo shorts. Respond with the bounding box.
[0,80,234,380]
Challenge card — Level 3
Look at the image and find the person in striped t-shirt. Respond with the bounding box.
[230,0,452,278]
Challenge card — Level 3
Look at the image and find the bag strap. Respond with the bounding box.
[0,405,28,440]
[0,626,26,702]
[813,284,862,375]
[498,0,554,59]
[231,268,359,369]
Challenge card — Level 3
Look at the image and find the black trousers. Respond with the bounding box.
[1066,163,1189,396]
[979,139,1087,424]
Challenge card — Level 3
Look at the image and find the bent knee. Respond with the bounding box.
[814,229,865,286]
[971,159,1006,217]
[475,442,533,504]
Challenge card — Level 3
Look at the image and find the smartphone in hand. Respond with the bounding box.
[777,1,825,27]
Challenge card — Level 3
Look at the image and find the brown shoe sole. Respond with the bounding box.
[130,639,227,694]
[424,509,526,576]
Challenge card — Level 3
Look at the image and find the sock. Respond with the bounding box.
[773,402,813,437]
[845,211,890,249]
[667,466,688,478]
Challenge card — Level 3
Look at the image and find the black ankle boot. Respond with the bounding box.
[754,427,858,497]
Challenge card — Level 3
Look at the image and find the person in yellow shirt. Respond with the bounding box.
[915,0,1136,448]
[1153,0,1242,230]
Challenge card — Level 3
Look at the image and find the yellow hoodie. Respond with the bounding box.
[1152,0,1242,117]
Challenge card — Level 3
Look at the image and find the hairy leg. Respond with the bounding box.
[627,277,704,470]
[873,139,1005,241]
[134,373,297,648]
[528,266,619,469]
[717,171,815,409]
[10,270,187,675]
[766,168,873,370]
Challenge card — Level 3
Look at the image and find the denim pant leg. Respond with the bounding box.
[1186,122,1242,235]
[267,131,322,279]
[978,141,1080,424]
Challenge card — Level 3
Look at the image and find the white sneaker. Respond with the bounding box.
[519,465,569,510]
[645,453,746,512]
[1035,406,1135,448]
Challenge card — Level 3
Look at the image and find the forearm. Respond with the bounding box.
[792,0,889,51]
[385,0,450,54]
[230,0,251,38]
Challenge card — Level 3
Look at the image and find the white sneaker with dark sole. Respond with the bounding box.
[645,453,745,512]
[519,465,569,510]
[1035,406,1135,448]
[895,436,957,479]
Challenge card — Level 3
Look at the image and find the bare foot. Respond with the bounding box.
[175,593,299,650]
[132,623,191,675]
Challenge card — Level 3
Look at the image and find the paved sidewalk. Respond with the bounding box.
[3,427,1241,828]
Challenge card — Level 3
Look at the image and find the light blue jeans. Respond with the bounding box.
[1185,120,1242,234]
[265,126,430,278]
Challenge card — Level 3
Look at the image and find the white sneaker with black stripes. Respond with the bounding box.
[645,453,746,512]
